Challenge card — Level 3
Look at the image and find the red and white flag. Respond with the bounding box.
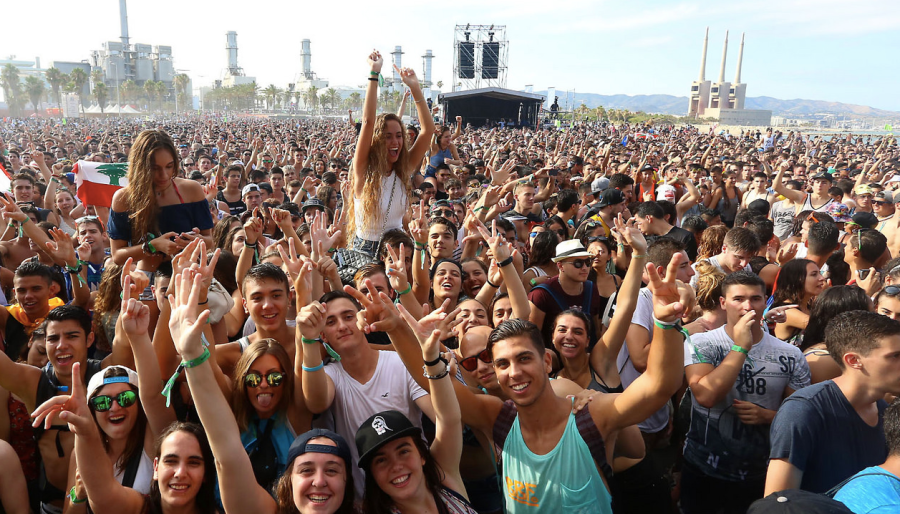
[0,162,10,192]
[73,161,129,208]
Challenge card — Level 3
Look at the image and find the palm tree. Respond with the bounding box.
[153,81,168,112]
[24,76,47,114]
[304,85,319,113]
[121,79,139,105]
[69,68,88,113]
[93,82,109,113]
[1,64,23,116]
[173,74,191,112]
[45,67,66,109]
[143,81,157,110]
[323,87,340,112]
[594,105,606,121]
[348,92,362,111]
[263,84,279,111]
[281,89,293,110]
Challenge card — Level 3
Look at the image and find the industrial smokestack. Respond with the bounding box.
[301,39,311,78]
[226,31,240,75]
[391,46,404,87]
[422,50,433,88]
[119,0,130,49]
[733,32,745,84]
[717,30,729,84]
[698,27,709,82]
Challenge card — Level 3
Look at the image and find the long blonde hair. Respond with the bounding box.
[346,114,413,243]
[125,130,179,243]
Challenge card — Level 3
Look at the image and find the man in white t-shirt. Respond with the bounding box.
[621,238,695,438]
[681,271,810,513]
[690,227,761,289]
[297,290,433,498]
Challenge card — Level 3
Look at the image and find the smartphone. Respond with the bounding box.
[857,269,873,280]
[549,169,559,176]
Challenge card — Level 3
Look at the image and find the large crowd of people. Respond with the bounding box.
[0,52,899,514]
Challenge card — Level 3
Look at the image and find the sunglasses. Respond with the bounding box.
[459,349,492,372]
[565,258,593,269]
[586,236,608,243]
[883,285,900,296]
[75,215,99,225]
[90,390,137,412]
[244,371,284,388]
[432,209,455,218]
[873,201,891,206]
[262,159,274,163]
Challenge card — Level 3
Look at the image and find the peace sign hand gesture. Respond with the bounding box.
[345,280,404,334]
[645,252,686,323]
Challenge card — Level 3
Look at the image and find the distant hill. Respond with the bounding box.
[537,91,899,118]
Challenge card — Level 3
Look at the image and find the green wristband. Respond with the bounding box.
[161,347,211,407]
[396,283,412,296]
[731,344,749,355]
[70,486,87,504]
[301,337,319,345]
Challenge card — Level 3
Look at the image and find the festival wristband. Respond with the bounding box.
[302,362,324,372]
[69,486,87,504]
[396,283,412,296]
[498,256,514,268]
[301,336,319,345]
[161,347,210,407]
[730,345,749,356]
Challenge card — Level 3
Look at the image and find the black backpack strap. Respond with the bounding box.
[533,283,566,311]
[121,449,145,488]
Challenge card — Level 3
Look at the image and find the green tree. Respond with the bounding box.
[263,84,279,110]
[154,81,168,112]
[93,82,109,113]
[304,85,319,113]
[121,79,139,104]
[1,64,22,116]
[173,74,191,112]
[143,80,157,110]
[69,68,88,113]
[348,91,361,111]
[24,76,47,114]
[44,67,66,109]
[323,87,340,112]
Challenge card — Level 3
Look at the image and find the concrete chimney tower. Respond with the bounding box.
[119,0,130,50]
[391,46,404,91]
[708,30,731,110]
[688,27,712,117]
[729,32,747,109]
[225,31,242,76]
[301,39,312,79]
[698,26,708,81]
[422,49,434,101]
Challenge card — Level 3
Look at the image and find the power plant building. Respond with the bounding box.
[688,29,771,126]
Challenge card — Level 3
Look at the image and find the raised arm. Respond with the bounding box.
[591,216,647,378]
[295,263,336,415]
[168,270,277,514]
[398,66,436,172]
[771,157,806,204]
[352,51,383,197]
[120,293,177,437]
[595,253,687,435]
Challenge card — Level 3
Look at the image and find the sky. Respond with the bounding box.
[3,0,899,110]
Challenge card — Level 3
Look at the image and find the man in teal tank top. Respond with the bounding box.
[383,223,688,513]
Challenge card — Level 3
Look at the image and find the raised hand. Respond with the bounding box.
[394,65,420,91]
[764,304,797,325]
[613,213,647,255]
[271,207,293,231]
[0,195,27,222]
[645,252,686,323]
[277,237,306,282]
[310,211,341,253]
[396,299,459,344]
[733,309,757,351]
[368,50,384,73]
[243,213,264,245]
[408,200,428,245]
[385,243,410,294]
[46,227,78,266]
[166,270,210,361]
[345,280,404,334]
[31,362,93,434]
[121,294,151,337]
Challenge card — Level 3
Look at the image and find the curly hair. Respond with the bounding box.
[697,224,728,260]
[124,130,180,243]
[346,114,413,245]
[694,261,726,312]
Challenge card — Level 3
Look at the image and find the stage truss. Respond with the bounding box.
[452,24,508,91]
